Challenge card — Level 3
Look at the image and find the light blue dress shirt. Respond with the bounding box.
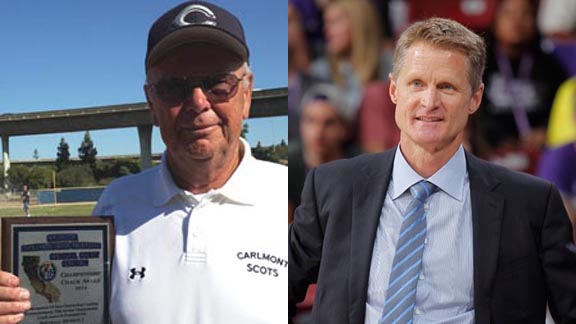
[365,146,475,324]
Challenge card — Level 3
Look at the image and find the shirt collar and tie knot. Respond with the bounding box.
[409,181,437,204]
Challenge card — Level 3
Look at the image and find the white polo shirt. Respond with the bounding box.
[93,139,287,324]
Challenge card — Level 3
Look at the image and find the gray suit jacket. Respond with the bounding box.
[289,148,576,323]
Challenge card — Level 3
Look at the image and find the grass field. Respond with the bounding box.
[0,203,96,217]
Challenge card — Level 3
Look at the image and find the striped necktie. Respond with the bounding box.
[379,180,437,324]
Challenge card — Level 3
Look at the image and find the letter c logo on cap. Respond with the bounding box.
[175,4,217,27]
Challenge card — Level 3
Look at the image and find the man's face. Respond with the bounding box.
[390,42,483,153]
[300,100,348,155]
[145,44,252,163]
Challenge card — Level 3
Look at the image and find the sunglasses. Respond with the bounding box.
[149,73,246,105]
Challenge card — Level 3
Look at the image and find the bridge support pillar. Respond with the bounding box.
[137,125,153,170]
[2,136,9,189]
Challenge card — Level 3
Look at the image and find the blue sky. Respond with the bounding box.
[0,1,287,160]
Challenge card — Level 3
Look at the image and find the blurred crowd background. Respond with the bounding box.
[288,0,576,230]
[288,1,576,320]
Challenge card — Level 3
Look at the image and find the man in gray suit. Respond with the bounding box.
[289,18,576,323]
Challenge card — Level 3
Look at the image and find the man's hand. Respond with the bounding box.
[0,271,31,324]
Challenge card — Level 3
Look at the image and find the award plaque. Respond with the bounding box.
[0,216,114,324]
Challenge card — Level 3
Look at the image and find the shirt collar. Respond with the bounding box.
[391,145,467,201]
[153,152,182,207]
[153,138,256,207]
[216,138,256,205]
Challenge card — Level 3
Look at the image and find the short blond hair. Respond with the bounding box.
[392,17,486,91]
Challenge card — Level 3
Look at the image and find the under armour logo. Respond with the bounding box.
[175,4,217,27]
[129,267,146,279]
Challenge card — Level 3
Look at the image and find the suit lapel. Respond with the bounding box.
[466,152,504,324]
[348,149,395,324]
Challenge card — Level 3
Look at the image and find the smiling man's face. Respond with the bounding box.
[390,41,483,153]
[145,44,252,163]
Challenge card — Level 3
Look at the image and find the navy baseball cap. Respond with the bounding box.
[145,1,249,69]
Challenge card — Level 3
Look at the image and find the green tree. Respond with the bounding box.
[93,160,112,183]
[7,165,29,190]
[56,138,70,171]
[0,170,4,188]
[241,122,249,139]
[93,158,141,184]
[7,165,54,190]
[252,141,272,161]
[28,166,53,189]
[57,165,96,187]
[78,131,98,168]
[271,141,288,163]
[113,159,141,177]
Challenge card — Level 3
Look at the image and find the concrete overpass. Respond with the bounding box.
[1,87,287,179]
